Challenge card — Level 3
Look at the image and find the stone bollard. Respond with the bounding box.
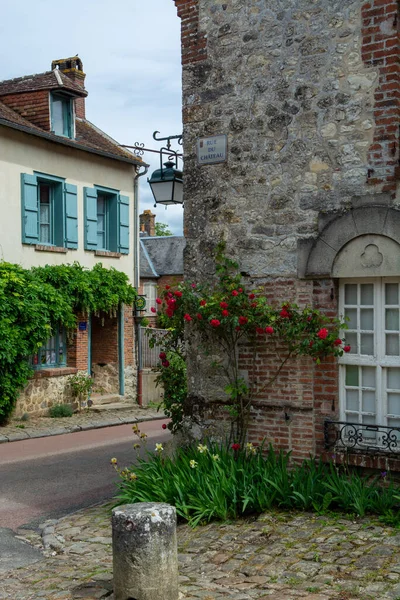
[112,503,179,600]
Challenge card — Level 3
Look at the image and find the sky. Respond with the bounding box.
[0,0,184,235]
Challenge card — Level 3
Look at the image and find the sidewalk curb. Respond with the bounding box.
[0,414,167,444]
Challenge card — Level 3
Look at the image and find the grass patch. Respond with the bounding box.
[114,443,400,527]
[48,403,73,418]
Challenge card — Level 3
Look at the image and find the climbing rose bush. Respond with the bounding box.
[153,245,347,443]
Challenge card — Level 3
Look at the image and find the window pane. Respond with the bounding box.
[360,333,373,355]
[388,368,400,390]
[97,233,105,249]
[345,332,357,354]
[386,283,399,305]
[362,391,375,413]
[361,309,374,330]
[362,415,377,439]
[346,389,359,411]
[345,284,357,305]
[361,284,374,305]
[346,365,359,386]
[52,99,64,135]
[345,308,357,329]
[362,367,375,388]
[40,225,50,244]
[386,309,399,331]
[386,334,400,356]
[388,393,400,416]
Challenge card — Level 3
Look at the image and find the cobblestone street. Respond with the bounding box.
[3,502,400,600]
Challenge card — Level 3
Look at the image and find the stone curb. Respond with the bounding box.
[0,414,166,444]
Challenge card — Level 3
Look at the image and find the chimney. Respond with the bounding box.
[51,56,86,119]
[139,210,156,237]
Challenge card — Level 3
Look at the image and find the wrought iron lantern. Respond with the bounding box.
[147,132,183,206]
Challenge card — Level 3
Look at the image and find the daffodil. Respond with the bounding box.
[155,443,164,452]
[130,472,138,481]
[189,459,198,469]
[211,454,220,462]
[197,444,208,453]
[110,457,118,465]
[246,442,257,455]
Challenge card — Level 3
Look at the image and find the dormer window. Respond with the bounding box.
[51,93,73,138]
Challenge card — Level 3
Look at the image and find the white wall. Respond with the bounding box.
[0,125,136,283]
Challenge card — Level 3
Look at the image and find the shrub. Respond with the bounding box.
[48,403,74,418]
[68,372,93,410]
[114,441,400,527]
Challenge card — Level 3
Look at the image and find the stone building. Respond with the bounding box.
[0,56,143,415]
[174,0,400,469]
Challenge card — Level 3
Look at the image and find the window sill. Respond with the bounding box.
[94,250,121,258]
[35,245,68,254]
[33,367,78,379]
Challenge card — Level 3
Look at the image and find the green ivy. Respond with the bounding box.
[0,261,136,424]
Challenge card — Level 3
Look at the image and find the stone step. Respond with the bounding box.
[90,394,123,406]
[88,402,134,413]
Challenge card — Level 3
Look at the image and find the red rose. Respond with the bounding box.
[156,298,162,305]
[210,319,221,327]
[165,285,170,290]
[307,316,312,322]
[159,352,166,360]
[197,313,203,320]
[184,313,192,322]
[249,293,255,299]
[239,316,248,325]
[167,299,176,308]
[221,309,229,317]
[317,328,328,340]
[191,283,196,288]
[220,301,229,309]
[265,326,274,334]
[231,443,240,451]
[343,345,351,353]
[334,338,342,346]
[238,288,243,293]
[200,299,207,306]
[151,307,156,313]
[166,308,174,317]
[280,309,290,318]
[162,423,167,429]
[174,291,182,298]
[232,290,239,296]
[162,360,170,367]
[235,326,241,331]
[256,327,265,335]
[309,341,314,348]
[251,302,257,308]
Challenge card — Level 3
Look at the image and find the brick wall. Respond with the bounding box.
[91,313,119,365]
[362,0,400,191]
[67,312,89,371]
[124,306,135,368]
[1,90,50,131]
[174,0,207,65]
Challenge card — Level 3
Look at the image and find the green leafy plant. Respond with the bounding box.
[68,372,93,411]
[48,403,74,418]
[152,243,347,443]
[0,261,136,424]
[155,222,173,237]
[114,438,400,527]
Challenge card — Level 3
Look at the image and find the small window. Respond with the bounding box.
[39,182,53,244]
[51,93,73,138]
[32,326,66,369]
[84,187,130,254]
[143,282,157,316]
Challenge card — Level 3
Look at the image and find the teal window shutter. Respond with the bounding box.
[64,183,78,249]
[84,187,98,250]
[21,173,39,244]
[118,194,130,254]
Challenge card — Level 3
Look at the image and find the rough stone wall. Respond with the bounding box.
[16,372,76,417]
[175,0,400,461]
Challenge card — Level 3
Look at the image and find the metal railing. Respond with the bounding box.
[324,419,400,455]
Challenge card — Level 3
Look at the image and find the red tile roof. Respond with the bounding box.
[0,70,87,97]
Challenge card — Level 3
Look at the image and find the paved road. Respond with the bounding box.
[0,418,170,530]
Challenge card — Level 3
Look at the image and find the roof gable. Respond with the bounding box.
[0,70,87,97]
[140,236,185,276]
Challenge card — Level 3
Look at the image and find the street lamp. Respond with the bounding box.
[147,132,183,207]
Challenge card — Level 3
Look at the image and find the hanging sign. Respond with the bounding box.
[196,134,227,165]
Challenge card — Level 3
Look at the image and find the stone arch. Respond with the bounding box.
[304,206,400,278]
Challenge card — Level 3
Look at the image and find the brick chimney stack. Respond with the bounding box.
[51,56,86,118]
[139,210,156,237]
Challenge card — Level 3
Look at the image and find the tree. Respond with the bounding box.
[155,222,173,236]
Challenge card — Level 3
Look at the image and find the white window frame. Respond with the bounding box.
[143,282,157,316]
[339,278,400,448]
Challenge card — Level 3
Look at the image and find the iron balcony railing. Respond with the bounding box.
[324,419,400,455]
